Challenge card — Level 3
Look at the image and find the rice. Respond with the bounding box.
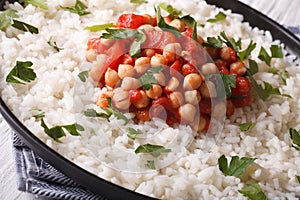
[1,0,300,199]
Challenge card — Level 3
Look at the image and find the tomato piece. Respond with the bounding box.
[116,14,152,29]
[214,59,229,74]
[142,30,176,50]
[129,90,143,103]
[135,107,151,122]
[170,60,182,78]
[182,63,197,76]
[231,76,251,96]
[232,91,252,108]
[199,99,212,115]
[87,38,109,54]
[119,54,134,65]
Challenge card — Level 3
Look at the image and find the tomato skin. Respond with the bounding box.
[87,38,109,54]
[231,76,251,96]
[182,63,197,76]
[142,30,176,50]
[152,97,173,110]
[170,60,182,78]
[232,91,252,108]
[135,107,151,122]
[214,59,229,74]
[199,99,212,115]
[129,90,143,103]
[116,14,152,29]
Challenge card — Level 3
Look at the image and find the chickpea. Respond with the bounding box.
[183,73,203,90]
[96,91,113,108]
[153,72,166,86]
[212,101,226,118]
[169,92,184,108]
[118,64,135,79]
[199,81,217,98]
[220,46,237,63]
[169,19,185,32]
[179,104,196,123]
[184,90,201,105]
[101,38,115,47]
[201,63,218,75]
[230,61,247,75]
[165,77,180,92]
[150,53,165,67]
[196,116,209,133]
[142,49,156,57]
[135,57,150,75]
[121,77,140,91]
[163,43,182,63]
[105,68,120,88]
[145,84,163,99]
[133,90,150,109]
[138,24,155,31]
[112,88,130,110]
[226,100,235,116]
[85,49,97,62]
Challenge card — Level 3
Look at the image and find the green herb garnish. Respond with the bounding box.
[290,128,300,150]
[158,2,182,19]
[179,15,198,41]
[202,36,223,48]
[84,23,114,32]
[101,28,137,39]
[296,176,300,183]
[40,118,83,142]
[206,74,236,97]
[207,11,226,23]
[135,143,171,157]
[78,70,89,82]
[24,0,48,9]
[138,66,163,90]
[33,111,45,120]
[83,108,111,120]
[238,40,256,61]
[130,30,146,58]
[0,9,18,30]
[270,45,283,58]
[6,61,36,84]
[239,123,255,131]
[62,0,90,16]
[47,36,63,52]
[247,59,258,75]
[219,31,241,52]
[218,155,256,177]
[130,0,148,5]
[258,47,271,66]
[238,183,267,200]
[12,19,39,34]
[126,127,143,140]
[146,160,156,169]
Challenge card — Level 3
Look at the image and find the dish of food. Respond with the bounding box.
[0,0,300,199]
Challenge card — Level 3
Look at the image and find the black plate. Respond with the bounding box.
[0,0,299,199]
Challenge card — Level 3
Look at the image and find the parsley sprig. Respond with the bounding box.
[138,66,163,90]
[78,70,89,82]
[23,0,48,10]
[135,143,171,157]
[239,183,267,200]
[6,61,37,84]
[258,45,283,66]
[207,11,226,23]
[84,23,114,32]
[206,74,236,97]
[289,128,300,150]
[158,2,182,19]
[61,0,90,16]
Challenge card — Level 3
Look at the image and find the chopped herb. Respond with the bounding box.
[207,11,226,23]
[105,97,129,125]
[178,15,198,41]
[83,108,111,120]
[138,66,163,90]
[11,19,39,34]
[47,36,63,52]
[146,160,156,169]
[258,47,271,66]
[101,28,137,39]
[270,45,283,58]
[0,9,18,30]
[23,0,48,9]
[130,30,146,57]
[296,176,300,183]
[239,123,255,131]
[238,183,267,200]
[289,128,300,150]
[267,68,279,74]
[6,61,36,84]
[62,0,90,16]
[282,94,292,98]
[263,81,281,96]
[238,40,256,61]
[130,0,148,5]
[84,23,114,32]
[158,2,182,19]
[40,118,83,142]
[219,31,241,52]
[218,155,256,177]
[33,111,45,120]
[135,143,171,157]
[78,70,89,82]
[280,70,288,85]
[247,59,258,75]
[206,74,236,97]
[155,6,182,38]
[126,127,143,140]
[202,36,223,48]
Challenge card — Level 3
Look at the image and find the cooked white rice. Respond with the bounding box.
[1,0,300,199]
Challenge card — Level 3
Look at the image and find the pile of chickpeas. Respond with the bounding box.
[86,13,251,133]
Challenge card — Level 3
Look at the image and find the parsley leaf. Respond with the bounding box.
[155,6,182,38]
[84,23,114,32]
[206,74,236,97]
[296,176,300,183]
[33,111,45,120]
[270,45,283,58]
[280,70,288,85]
[6,61,36,84]
[130,0,148,5]
[219,31,241,52]
[202,36,223,48]
[47,36,63,52]
[238,40,256,61]
[258,47,271,66]
[78,70,89,82]
[0,9,18,30]
[218,155,256,177]
[238,183,267,200]
[207,11,226,23]
[106,97,129,125]
[62,0,90,16]
[289,128,300,150]
[130,31,146,58]
[101,28,137,39]
[138,66,163,90]
[179,15,198,41]
[146,160,156,169]
[267,68,279,74]
[247,59,258,75]
[11,19,39,34]
[239,123,255,131]
[24,0,48,9]
[40,118,83,142]
[83,108,111,120]
[135,143,171,157]
[126,127,143,140]
[158,2,182,19]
